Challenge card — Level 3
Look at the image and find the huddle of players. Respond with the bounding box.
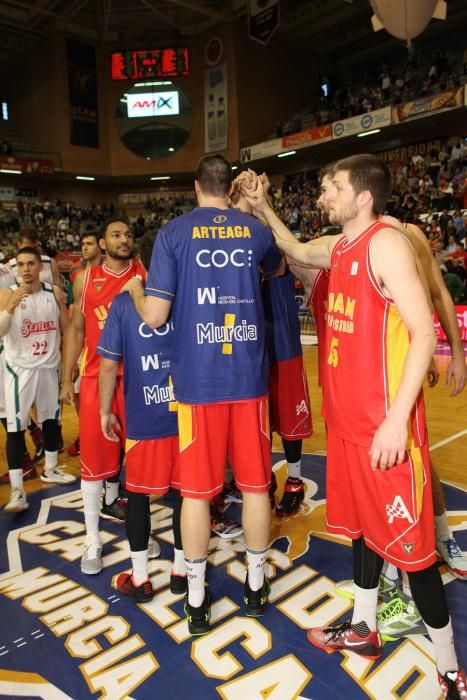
[2,154,465,698]
[122,154,464,699]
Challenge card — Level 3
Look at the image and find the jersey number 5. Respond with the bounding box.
[327,337,339,367]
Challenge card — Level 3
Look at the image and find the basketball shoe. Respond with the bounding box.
[5,489,29,513]
[41,466,77,484]
[335,573,401,602]
[376,590,426,641]
[185,588,211,636]
[116,573,154,604]
[211,511,243,539]
[437,535,467,580]
[80,536,103,575]
[170,572,188,595]
[437,668,467,699]
[67,438,80,457]
[101,497,126,522]
[276,476,305,516]
[0,453,36,483]
[244,576,270,617]
[307,620,382,660]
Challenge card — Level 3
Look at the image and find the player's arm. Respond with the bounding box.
[0,287,28,336]
[287,260,320,301]
[369,229,436,470]
[408,224,465,396]
[243,177,339,268]
[121,277,172,328]
[99,358,121,442]
[50,258,62,288]
[54,285,69,337]
[60,271,85,405]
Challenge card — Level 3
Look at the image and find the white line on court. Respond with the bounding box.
[429,428,467,452]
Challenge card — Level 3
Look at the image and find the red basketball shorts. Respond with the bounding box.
[177,396,271,499]
[79,376,126,481]
[326,431,436,572]
[269,355,312,440]
[125,435,180,494]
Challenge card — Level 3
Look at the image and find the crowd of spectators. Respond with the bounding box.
[0,192,194,262]
[275,44,467,138]
[0,139,466,303]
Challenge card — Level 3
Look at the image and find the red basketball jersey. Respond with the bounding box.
[307,269,330,388]
[80,259,146,377]
[322,221,426,448]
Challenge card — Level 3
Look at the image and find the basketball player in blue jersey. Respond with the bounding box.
[97,235,185,601]
[123,155,282,635]
[234,172,312,515]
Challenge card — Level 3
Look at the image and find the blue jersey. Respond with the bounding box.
[97,292,178,440]
[146,206,282,404]
[262,272,302,364]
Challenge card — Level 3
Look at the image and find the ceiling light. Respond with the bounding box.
[150,176,171,181]
[0,168,21,174]
[277,150,296,158]
[168,147,175,152]
[76,176,95,181]
[357,129,380,138]
[232,166,238,171]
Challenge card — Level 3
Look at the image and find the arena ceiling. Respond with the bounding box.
[1,0,467,78]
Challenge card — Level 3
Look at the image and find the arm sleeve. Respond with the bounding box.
[145,226,177,301]
[97,295,124,361]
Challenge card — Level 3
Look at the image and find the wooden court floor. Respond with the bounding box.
[0,344,465,506]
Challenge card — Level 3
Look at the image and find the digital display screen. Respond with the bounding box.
[126,91,180,118]
[111,48,189,80]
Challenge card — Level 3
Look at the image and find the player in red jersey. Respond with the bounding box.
[67,231,102,457]
[61,218,148,575]
[244,155,465,699]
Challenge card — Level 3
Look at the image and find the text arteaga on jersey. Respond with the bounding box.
[192,225,252,239]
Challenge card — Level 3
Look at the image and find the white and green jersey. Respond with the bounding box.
[3,283,61,369]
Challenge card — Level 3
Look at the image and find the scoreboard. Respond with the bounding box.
[111,48,189,80]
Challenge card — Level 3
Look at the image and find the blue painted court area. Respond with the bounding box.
[0,454,465,699]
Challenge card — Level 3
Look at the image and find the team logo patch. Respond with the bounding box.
[94,284,103,292]
[213,214,227,223]
[350,261,359,275]
[402,542,415,555]
[386,495,414,524]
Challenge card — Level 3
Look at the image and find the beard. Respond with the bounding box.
[329,201,359,226]
[106,248,134,260]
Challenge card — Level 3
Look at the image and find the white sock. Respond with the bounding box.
[382,562,399,581]
[402,581,412,598]
[434,513,451,542]
[81,479,103,541]
[425,618,458,675]
[44,450,58,473]
[131,549,149,586]
[173,548,186,576]
[105,480,119,505]
[9,469,24,492]
[287,460,301,479]
[352,583,379,631]
[246,545,268,591]
[185,557,207,607]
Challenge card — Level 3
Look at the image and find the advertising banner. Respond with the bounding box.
[434,306,467,342]
[0,156,55,173]
[127,91,180,118]
[392,87,464,124]
[379,139,442,164]
[67,38,99,148]
[205,63,228,153]
[240,137,282,163]
[248,0,280,45]
[282,124,332,150]
[332,107,391,140]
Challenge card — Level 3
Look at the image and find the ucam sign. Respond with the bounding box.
[127,91,180,118]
